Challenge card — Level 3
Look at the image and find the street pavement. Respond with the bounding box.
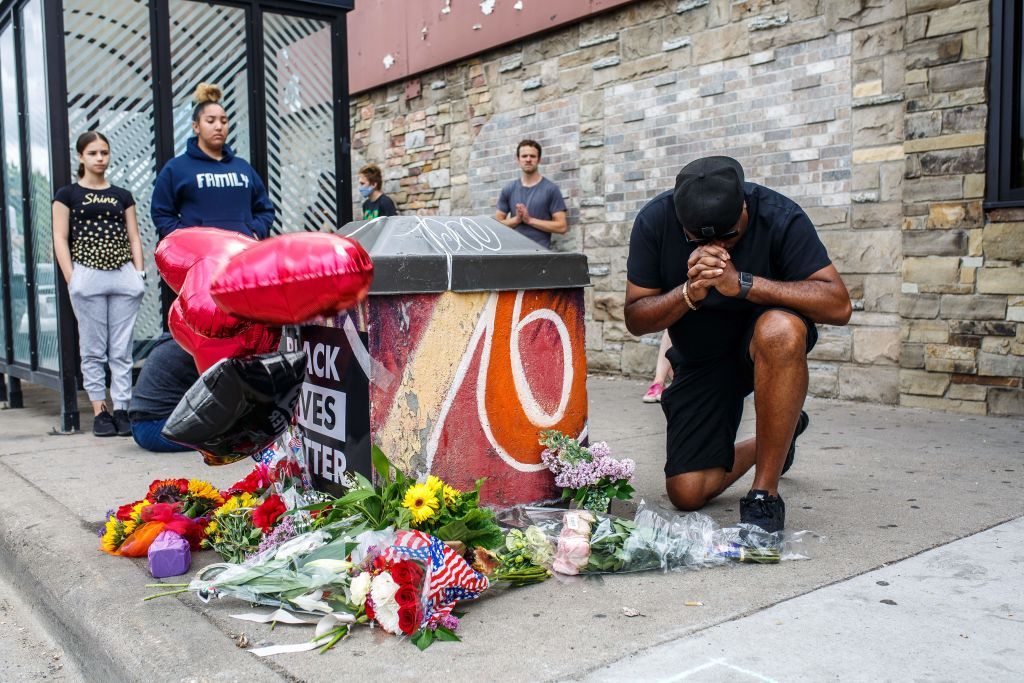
[0,376,1021,682]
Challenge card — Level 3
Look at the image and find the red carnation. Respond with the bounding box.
[226,465,271,496]
[252,494,286,532]
[397,606,422,635]
[393,584,420,610]
[365,597,376,621]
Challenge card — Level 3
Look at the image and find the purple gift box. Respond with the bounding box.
[148,530,191,578]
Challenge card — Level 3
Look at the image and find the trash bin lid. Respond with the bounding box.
[340,215,590,294]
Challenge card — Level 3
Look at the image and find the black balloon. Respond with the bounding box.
[162,351,307,466]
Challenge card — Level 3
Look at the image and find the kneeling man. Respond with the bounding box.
[624,156,851,533]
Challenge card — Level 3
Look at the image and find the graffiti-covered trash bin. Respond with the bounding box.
[290,215,590,507]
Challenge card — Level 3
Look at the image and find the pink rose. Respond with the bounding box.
[552,557,580,575]
[554,534,591,573]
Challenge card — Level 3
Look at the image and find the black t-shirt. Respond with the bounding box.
[626,182,831,367]
[362,194,397,220]
[53,183,135,270]
[129,333,199,422]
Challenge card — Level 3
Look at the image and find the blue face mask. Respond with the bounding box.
[358,185,373,198]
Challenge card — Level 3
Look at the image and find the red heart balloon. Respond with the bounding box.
[156,227,257,293]
[176,257,249,338]
[169,299,281,373]
[210,232,373,325]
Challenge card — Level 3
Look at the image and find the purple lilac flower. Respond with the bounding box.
[249,515,298,558]
[439,614,460,631]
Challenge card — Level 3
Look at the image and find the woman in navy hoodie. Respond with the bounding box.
[150,82,275,240]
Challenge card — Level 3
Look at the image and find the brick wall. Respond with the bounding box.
[349,0,1024,416]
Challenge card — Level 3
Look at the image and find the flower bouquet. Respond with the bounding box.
[471,527,552,587]
[539,431,635,513]
[100,478,222,556]
[204,430,320,563]
[498,502,820,577]
[162,523,488,652]
[309,446,504,553]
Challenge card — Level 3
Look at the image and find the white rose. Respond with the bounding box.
[349,571,372,607]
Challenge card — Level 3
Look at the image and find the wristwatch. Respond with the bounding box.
[738,272,753,299]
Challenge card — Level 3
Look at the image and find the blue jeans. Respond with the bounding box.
[131,419,190,453]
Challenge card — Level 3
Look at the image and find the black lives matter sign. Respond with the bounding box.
[285,324,371,497]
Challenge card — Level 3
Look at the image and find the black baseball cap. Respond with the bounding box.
[673,156,745,238]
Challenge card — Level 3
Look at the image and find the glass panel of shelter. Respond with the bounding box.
[22,0,57,371]
[169,0,250,160]
[63,0,161,340]
[0,24,24,363]
[263,11,336,234]
[0,24,14,360]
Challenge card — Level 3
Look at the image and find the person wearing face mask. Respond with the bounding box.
[357,163,397,220]
[150,82,276,326]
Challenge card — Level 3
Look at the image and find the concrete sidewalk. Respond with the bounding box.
[1,376,1022,682]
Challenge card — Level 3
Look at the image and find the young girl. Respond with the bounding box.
[53,131,145,437]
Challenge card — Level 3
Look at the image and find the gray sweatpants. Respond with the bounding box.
[68,262,145,408]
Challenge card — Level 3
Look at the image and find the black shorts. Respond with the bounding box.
[660,307,818,478]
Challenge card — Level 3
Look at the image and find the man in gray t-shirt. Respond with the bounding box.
[495,139,568,249]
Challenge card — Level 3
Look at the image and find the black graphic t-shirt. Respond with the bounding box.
[362,194,397,220]
[53,183,135,270]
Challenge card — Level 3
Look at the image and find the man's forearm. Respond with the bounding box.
[744,277,852,325]
[523,217,567,234]
[624,285,691,336]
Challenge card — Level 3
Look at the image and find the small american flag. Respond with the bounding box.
[385,530,489,627]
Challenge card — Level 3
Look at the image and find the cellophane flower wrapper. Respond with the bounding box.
[262,426,320,511]
[499,501,822,576]
[188,518,367,614]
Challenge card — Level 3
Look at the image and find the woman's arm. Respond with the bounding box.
[125,205,144,272]
[52,200,73,284]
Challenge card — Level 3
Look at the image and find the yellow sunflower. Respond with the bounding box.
[402,483,440,525]
[442,484,460,507]
[100,516,126,553]
[187,479,224,506]
[425,475,444,495]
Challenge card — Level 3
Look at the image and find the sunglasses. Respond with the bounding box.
[683,227,739,245]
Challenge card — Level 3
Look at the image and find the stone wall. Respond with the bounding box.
[348,0,1024,415]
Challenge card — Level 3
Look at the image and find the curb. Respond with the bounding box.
[0,457,290,682]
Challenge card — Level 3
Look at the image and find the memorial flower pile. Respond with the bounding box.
[99,478,223,557]
[539,431,636,513]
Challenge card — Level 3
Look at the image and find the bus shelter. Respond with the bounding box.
[0,0,354,431]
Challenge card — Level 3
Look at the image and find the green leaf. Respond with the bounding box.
[411,628,435,651]
[337,488,377,506]
[561,488,573,500]
[433,508,504,549]
[434,626,461,642]
[371,445,392,483]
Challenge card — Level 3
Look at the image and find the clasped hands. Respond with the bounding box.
[511,202,532,226]
[685,244,741,302]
